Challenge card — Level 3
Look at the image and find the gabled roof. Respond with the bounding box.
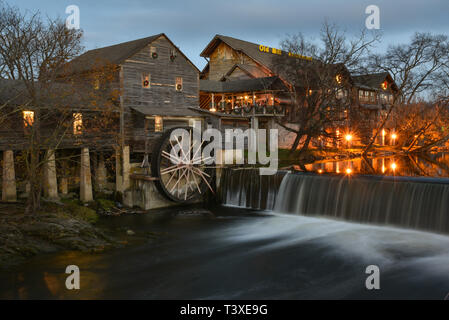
[0,79,28,105]
[221,64,270,80]
[352,72,398,91]
[200,76,286,93]
[61,33,199,75]
[201,34,289,74]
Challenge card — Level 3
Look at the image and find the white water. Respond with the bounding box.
[220,169,449,234]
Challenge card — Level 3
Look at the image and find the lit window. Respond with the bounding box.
[336,89,344,99]
[142,73,150,88]
[94,79,100,90]
[359,90,364,100]
[175,77,183,91]
[155,116,163,132]
[23,111,34,127]
[73,113,83,135]
[336,74,342,84]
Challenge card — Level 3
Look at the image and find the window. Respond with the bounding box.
[142,73,150,88]
[94,78,100,90]
[336,89,346,99]
[369,91,375,103]
[169,49,177,61]
[23,111,35,127]
[154,116,163,132]
[150,46,158,59]
[175,77,183,91]
[336,74,342,84]
[73,113,83,135]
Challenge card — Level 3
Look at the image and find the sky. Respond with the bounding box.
[9,0,449,70]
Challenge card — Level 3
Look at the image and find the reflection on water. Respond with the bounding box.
[1,251,108,299]
[1,207,449,299]
[303,153,449,178]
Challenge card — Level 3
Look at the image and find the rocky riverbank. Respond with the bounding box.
[0,200,126,269]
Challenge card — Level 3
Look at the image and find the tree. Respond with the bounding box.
[273,21,380,154]
[362,32,449,155]
[0,2,119,214]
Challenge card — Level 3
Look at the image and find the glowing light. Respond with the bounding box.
[336,74,342,84]
[73,113,83,135]
[391,162,397,170]
[23,111,34,127]
[154,116,163,132]
[244,96,248,100]
[382,129,386,136]
[391,133,397,140]
[346,168,352,175]
[210,107,216,112]
[382,165,386,173]
[381,81,388,90]
[318,169,323,174]
[345,134,352,142]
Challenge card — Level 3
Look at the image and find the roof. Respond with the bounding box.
[61,33,200,75]
[352,72,397,91]
[130,105,202,117]
[200,76,286,93]
[0,79,28,105]
[222,64,270,80]
[200,34,311,75]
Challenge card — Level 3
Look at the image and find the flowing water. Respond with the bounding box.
[1,165,449,299]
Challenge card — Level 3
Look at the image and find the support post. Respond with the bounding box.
[80,147,93,202]
[122,146,130,191]
[59,178,68,195]
[2,150,17,202]
[96,153,107,191]
[115,146,130,194]
[115,148,123,193]
[122,146,133,207]
[43,149,59,200]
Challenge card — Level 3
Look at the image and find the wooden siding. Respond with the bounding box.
[121,35,200,149]
[208,42,261,81]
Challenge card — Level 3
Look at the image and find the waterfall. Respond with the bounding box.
[220,169,449,234]
[218,168,287,210]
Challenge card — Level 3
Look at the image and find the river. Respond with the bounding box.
[1,203,448,299]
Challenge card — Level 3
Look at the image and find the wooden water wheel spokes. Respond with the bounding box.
[151,127,215,202]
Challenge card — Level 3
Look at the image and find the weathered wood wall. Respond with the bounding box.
[121,35,200,150]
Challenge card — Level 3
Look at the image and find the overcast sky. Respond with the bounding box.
[10,0,449,69]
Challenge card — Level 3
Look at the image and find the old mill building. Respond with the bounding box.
[0,33,399,206]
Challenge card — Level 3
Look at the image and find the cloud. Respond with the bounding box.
[10,0,449,68]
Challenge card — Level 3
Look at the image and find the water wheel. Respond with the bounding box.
[151,127,215,203]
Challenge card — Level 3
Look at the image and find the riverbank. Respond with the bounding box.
[0,200,129,269]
